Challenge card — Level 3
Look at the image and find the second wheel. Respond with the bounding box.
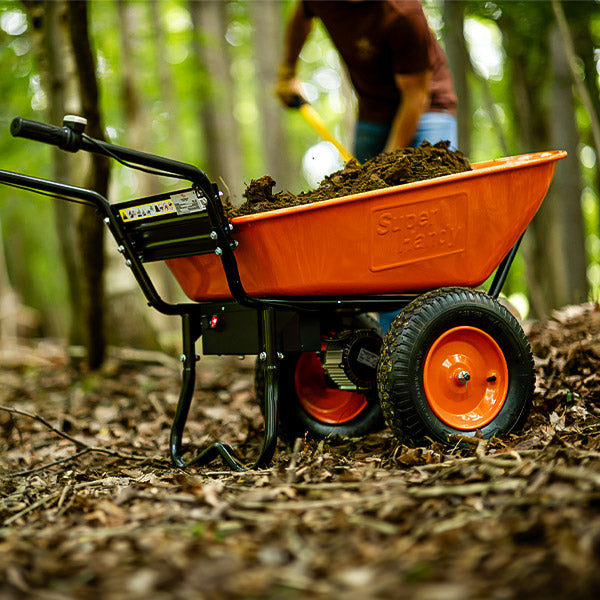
[255,313,384,442]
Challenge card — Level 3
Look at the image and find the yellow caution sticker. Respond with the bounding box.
[119,190,207,222]
[119,199,177,222]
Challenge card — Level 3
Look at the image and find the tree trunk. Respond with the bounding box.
[0,216,19,340]
[147,0,181,306]
[496,7,553,316]
[150,0,180,160]
[22,0,83,344]
[545,24,588,307]
[442,0,471,155]
[101,0,164,351]
[117,0,157,198]
[189,0,244,203]
[67,0,109,369]
[551,0,600,163]
[499,9,588,315]
[250,0,296,192]
[569,6,600,220]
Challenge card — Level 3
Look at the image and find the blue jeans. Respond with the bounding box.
[353,112,458,330]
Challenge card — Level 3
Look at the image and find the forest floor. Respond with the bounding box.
[1,303,600,600]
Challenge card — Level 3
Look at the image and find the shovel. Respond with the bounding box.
[293,97,355,163]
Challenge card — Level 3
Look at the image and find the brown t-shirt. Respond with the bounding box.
[302,0,457,122]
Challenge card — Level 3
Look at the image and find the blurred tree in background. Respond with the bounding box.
[0,0,599,365]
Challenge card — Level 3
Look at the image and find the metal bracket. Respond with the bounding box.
[169,308,279,471]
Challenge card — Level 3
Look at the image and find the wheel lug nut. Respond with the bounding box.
[457,370,471,384]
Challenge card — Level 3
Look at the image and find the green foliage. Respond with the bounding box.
[0,2,68,334]
[224,0,267,180]
[1,0,599,336]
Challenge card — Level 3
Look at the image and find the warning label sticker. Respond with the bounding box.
[118,189,208,222]
[119,199,177,222]
[170,190,207,215]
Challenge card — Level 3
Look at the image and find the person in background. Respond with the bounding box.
[275,0,458,162]
[275,0,459,328]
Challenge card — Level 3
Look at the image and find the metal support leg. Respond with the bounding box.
[488,235,524,299]
[254,306,279,468]
[169,313,199,466]
[169,309,280,471]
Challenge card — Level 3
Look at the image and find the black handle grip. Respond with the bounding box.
[10,116,210,185]
[10,117,79,151]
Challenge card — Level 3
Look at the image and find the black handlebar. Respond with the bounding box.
[11,117,80,152]
[10,116,212,188]
[4,116,293,317]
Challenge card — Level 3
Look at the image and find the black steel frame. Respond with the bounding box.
[0,117,521,471]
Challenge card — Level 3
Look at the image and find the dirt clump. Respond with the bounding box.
[229,140,472,218]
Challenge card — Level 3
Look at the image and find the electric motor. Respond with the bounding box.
[322,328,382,391]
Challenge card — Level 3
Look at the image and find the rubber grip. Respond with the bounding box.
[10,117,70,149]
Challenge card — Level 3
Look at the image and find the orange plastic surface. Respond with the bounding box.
[423,326,509,430]
[295,351,367,424]
[166,151,567,301]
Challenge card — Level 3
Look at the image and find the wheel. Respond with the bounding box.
[377,287,534,445]
[255,314,384,442]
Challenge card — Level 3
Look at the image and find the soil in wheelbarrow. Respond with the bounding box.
[228,140,472,218]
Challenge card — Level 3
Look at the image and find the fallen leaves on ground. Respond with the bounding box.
[1,303,600,599]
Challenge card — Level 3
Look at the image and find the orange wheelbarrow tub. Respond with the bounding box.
[166,151,566,301]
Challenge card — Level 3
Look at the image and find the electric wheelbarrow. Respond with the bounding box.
[0,116,567,470]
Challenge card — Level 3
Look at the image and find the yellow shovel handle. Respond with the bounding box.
[299,104,355,163]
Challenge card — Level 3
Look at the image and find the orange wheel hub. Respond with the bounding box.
[423,326,509,430]
[295,351,367,424]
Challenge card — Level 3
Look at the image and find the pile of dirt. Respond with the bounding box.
[229,140,472,218]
